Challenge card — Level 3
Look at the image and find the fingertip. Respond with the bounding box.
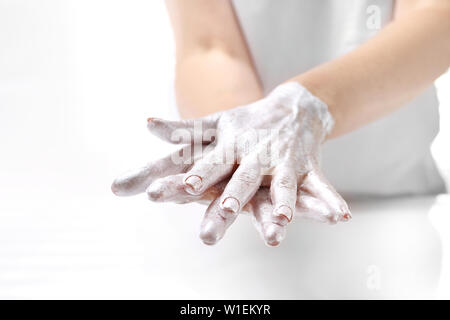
[263,223,286,247]
[146,117,162,131]
[220,197,240,214]
[200,234,218,246]
[111,180,120,196]
[110,166,152,197]
[146,183,163,202]
[199,220,223,245]
[328,214,339,225]
[110,178,129,196]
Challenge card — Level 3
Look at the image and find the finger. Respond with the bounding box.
[111,145,196,196]
[183,150,235,195]
[296,193,338,224]
[146,174,226,204]
[300,170,351,223]
[270,164,298,223]
[218,157,263,215]
[250,188,287,246]
[199,196,239,245]
[147,114,219,144]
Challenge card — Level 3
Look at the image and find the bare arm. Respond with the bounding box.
[167,0,449,136]
[165,0,262,118]
[292,0,450,138]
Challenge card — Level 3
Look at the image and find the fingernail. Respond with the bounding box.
[220,197,240,213]
[274,205,293,222]
[147,117,153,122]
[184,175,203,194]
[111,179,126,196]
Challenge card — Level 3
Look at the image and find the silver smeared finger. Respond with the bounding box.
[296,193,338,224]
[218,156,263,215]
[199,196,239,246]
[299,170,351,223]
[250,188,287,246]
[111,144,198,196]
[147,114,219,144]
[270,164,298,223]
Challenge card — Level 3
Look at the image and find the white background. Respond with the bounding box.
[0,0,449,299]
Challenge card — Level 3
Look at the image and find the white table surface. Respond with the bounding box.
[1,190,450,299]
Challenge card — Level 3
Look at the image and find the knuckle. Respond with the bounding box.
[236,170,260,184]
[275,176,296,190]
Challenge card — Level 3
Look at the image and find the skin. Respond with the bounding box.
[113,0,450,245]
[167,0,450,128]
[295,0,450,138]
[113,84,352,246]
[113,132,350,246]
[165,0,263,117]
[148,83,348,221]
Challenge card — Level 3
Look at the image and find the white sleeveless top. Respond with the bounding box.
[232,0,445,195]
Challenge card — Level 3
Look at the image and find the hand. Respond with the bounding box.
[112,161,351,246]
[110,144,289,246]
[112,82,351,246]
[147,82,351,224]
[145,170,351,246]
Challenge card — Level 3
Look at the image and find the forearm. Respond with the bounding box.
[166,0,263,118]
[292,2,450,138]
[175,50,263,118]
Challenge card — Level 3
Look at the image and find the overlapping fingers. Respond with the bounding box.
[114,113,351,246]
[296,169,351,224]
[250,188,288,247]
[198,197,241,245]
[145,169,250,246]
[217,156,263,216]
[196,158,270,245]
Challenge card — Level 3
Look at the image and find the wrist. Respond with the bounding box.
[269,82,335,141]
